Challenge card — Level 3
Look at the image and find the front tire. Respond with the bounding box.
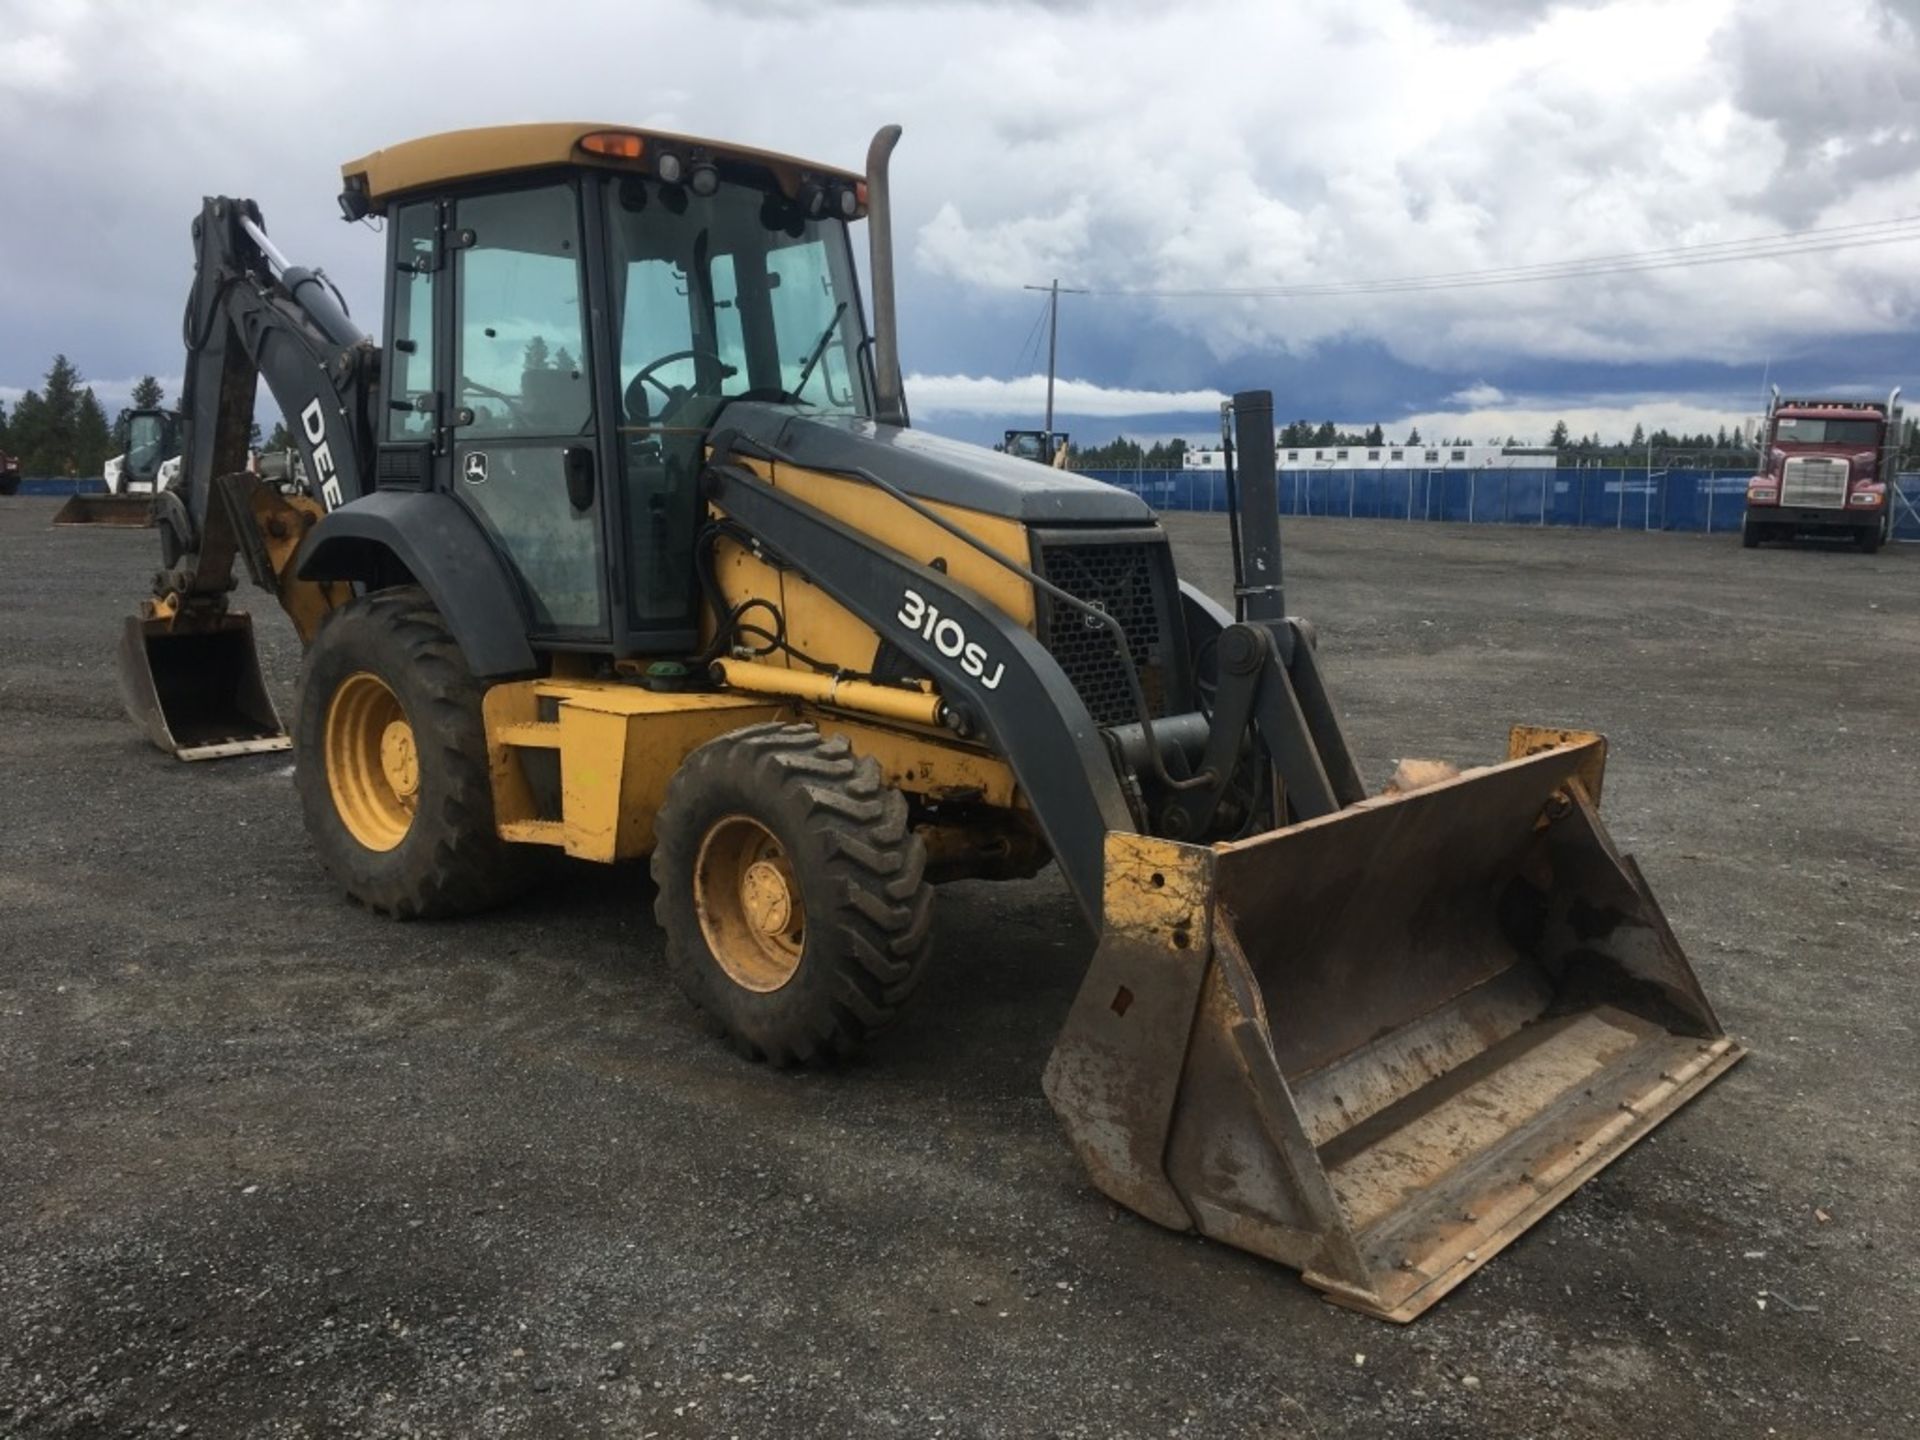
[652,723,933,1065]
[1858,516,1887,554]
[1740,512,1761,548]
[295,586,526,919]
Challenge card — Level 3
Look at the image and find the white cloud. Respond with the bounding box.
[907,372,1227,417]
[1,0,1917,404]
[904,0,1920,370]
[0,29,76,96]
[1446,382,1507,406]
[1391,397,1758,445]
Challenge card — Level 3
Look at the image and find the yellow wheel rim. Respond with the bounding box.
[324,671,418,852]
[694,815,805,992]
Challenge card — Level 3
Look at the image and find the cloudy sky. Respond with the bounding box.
[3,0,1918,447]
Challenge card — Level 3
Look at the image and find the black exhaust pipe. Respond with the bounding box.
[864,124,909,429]
[1229,389,1284,624]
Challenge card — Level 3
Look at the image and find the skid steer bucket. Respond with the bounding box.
[1044,729,1743,1322]
[53,493,155,527]
[118,611,291,760]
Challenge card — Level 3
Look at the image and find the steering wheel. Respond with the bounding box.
[627,347,727,423]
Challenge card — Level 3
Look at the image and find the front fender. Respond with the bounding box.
[295,490,537,680]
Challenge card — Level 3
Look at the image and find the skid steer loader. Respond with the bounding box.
[116,121,1743,1320]
[53,407,180,527]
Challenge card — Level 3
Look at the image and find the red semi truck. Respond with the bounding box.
[1743,386,1902,553]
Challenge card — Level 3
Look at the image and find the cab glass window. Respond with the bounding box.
[386,203,438,442]
[454,184,590,439]
[602,170,871,629]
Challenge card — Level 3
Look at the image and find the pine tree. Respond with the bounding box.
[75,389,113,475]
[10,390,46,470]
[266,419,292,451]
[15,355,87,474]
[1363,423,1385,446]
[114,376,169,445]
[523,335,551,371]
[0,397,9,454]
[552,345,577,376]
[1548,420,1570,449]
[1406,425,1422,445]
[1629,423,1646,449]
[1311,420,1336,446]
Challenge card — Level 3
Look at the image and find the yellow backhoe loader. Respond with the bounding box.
[116,122,1743,1320]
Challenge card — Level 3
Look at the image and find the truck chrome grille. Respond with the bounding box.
[1033,538,1172,727]
[1781,456,1848,508]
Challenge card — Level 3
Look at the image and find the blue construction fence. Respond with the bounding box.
[1079,467,1920,542]
[13,477,109,496]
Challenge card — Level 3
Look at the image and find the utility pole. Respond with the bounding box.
[1023,278,1087,436]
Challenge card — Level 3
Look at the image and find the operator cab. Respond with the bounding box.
[124,409,180,485]
[345,124,877,658]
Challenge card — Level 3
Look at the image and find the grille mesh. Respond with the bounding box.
[1781,456,1848,508]
[1035,541,1169,727]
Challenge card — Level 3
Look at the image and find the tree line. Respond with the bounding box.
[0,356,123,476]
[0,355,290,475]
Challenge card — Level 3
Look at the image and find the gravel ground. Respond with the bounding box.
[2,496,1916,1439]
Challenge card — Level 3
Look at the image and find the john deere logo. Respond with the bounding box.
[1083,599,1109,629]
[463,452,489,485]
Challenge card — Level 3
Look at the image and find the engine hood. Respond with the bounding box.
[716,406,1157,525]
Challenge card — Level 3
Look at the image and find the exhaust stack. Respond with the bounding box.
[864,124,908,428]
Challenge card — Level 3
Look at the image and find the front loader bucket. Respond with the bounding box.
[117,612,291,760]
[1044,730,1743,1322]
[53,494,154,527]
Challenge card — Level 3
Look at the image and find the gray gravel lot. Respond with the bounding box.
[2,496,1916,1438]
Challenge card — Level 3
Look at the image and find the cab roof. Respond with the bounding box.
[340,122,865,215]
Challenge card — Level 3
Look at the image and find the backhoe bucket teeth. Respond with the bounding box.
[52,494,155,527]
[118,612,291,760]
[1043,731,1743,1322]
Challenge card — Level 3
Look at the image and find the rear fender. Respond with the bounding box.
[295,490,537,680]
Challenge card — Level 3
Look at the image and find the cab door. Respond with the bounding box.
[447,181,608,640]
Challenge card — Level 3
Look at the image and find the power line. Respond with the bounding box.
[1070,214,1920,300]
[1022,279,1089,433]
[1012,291,1051,375]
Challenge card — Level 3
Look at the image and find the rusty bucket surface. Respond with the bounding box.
[1043,730,1744,1322]
[52,494,155,527]
[118,612,291,760]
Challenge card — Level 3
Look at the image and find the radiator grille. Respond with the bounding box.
[1781,456,1848,508]
[1034,539,1170,727]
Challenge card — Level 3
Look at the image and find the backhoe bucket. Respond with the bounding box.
[1044,730,1743,1322]
[52,494,155,527]
[117,612,291,760]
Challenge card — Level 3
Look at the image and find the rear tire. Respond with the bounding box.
[652,723,933,1065]
[295,586,527,919]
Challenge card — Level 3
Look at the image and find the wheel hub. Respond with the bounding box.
[380,719,420,799]
[694,815,806,993]
[741,859,793,937]
[324,671,418,853]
